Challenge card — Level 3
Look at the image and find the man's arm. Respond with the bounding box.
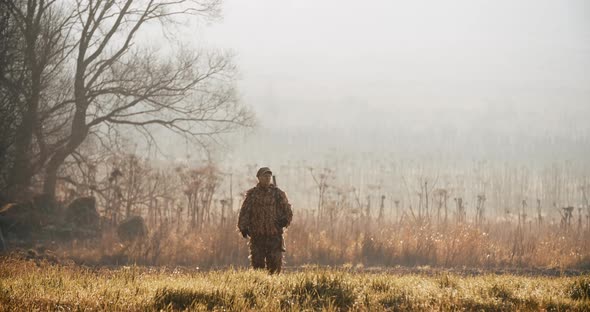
[277,190,293,228]
[237,189,253,237]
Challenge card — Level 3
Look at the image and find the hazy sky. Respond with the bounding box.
[172,0,590,164]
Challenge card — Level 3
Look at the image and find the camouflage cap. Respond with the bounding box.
[256,167,272,177]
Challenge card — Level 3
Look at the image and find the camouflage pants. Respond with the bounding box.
[249,235,283,274]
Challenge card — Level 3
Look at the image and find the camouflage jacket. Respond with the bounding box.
[238,184,293,237]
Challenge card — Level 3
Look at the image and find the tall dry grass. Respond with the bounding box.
[10,154,588,270]
[48,210,590,270]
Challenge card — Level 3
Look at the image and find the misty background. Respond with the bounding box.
[154,0,590,215]
[4,0,590,273]
[168,0,590,164]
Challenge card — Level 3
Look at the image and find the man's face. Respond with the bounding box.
[258,172,272,186]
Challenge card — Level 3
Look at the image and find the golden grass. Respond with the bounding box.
[48,215,590,271]
[1,257,589,311]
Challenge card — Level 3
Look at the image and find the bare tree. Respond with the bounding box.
[178,163,219,230]
[36,0,253,198]
[0,1,21,191]
[1,0,75,198]
[309,167,332,223]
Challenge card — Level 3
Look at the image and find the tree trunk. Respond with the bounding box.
[6,2,44,198]
[42,112,87,198]
[43,154,63,198]
[7,112,35,194]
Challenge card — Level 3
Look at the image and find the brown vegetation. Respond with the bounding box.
[1,153,589,271]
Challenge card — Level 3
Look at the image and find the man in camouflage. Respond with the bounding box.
[238,167,293,274]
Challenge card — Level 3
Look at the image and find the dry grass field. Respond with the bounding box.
[1,0,589,310]
[1,256,590,311]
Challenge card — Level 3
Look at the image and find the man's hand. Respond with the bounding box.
[240,229,250,238]
[277,218,288,228]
